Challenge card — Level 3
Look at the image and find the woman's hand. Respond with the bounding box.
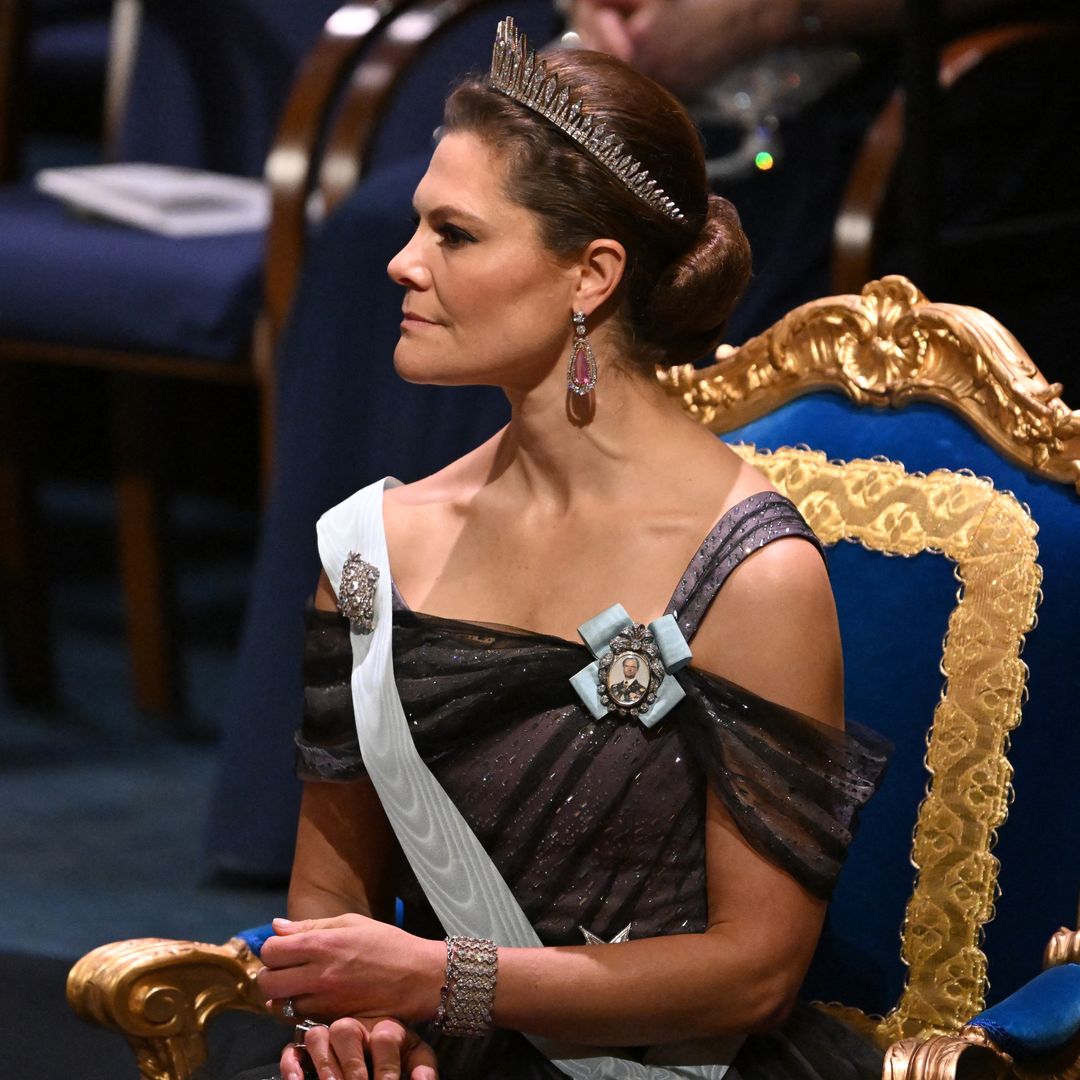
[258,915,445,1024]
[570,0,801,98]
[567,0,636,62]
[280,1016,438,1080]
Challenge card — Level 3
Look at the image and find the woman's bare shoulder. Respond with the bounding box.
[383,432,502,512]
[687,434,783,521]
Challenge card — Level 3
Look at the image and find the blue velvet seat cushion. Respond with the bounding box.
[0,185,264,360]
[236,923,275,958]
[236,901,406,960]
[969,964,1080,1059]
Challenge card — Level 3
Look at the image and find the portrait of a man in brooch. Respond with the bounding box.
[609,654,649,706]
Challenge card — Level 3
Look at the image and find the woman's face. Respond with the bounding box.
[387,131,577,390]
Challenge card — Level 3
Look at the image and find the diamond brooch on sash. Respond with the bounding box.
[338,551,379,634]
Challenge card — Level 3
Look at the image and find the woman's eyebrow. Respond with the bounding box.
[418,203,485,229]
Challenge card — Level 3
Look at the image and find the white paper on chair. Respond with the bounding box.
[35,163,270,237]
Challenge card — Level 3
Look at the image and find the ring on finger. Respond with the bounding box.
[293,1018,329,1049]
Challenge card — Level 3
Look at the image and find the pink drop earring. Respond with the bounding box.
[567,311,597,395]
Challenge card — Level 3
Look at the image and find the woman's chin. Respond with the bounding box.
[392,344,507,388]
[393,350,469,387]
[392,346,436,385]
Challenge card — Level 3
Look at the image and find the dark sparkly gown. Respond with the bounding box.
[291,491,890,1079]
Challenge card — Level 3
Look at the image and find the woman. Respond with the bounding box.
[253,19,889,1080]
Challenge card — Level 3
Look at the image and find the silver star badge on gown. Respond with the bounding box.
[579,923,631,945]
[338,551,379,634]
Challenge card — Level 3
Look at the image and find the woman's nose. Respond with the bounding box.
[387,230,429,288]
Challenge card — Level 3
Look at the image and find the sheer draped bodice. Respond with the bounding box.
[294,491,890,1079]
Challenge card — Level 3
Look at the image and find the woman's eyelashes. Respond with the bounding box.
[437,223,477,247]
[409,211,477,247]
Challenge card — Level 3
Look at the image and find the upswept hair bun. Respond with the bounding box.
[636,195,751,366]
[444,49,752,370]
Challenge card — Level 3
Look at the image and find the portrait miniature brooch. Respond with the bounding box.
[570,604,692,728]
[337,550,379,634]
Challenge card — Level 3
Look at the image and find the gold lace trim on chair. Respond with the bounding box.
[735,445,1041,1048]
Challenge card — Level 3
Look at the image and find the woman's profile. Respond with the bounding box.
[248,18,890,1080]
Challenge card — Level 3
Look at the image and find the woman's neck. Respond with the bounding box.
[489,349,703,513]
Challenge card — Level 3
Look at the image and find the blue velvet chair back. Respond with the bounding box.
[117,0,346,176]
[703,284,1080,1017]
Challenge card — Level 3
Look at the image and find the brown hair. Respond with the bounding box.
[443,48,751,369]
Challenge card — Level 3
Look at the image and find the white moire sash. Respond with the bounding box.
[317,478,741,1079]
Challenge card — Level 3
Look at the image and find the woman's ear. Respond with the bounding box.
[572,237,627,315]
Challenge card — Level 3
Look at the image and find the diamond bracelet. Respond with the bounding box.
[433,935,499,1038]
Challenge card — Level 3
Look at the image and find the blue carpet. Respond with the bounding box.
[0,480,287,1079]
[1,740,287,957]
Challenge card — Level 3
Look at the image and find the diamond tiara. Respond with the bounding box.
[488,17,686,224]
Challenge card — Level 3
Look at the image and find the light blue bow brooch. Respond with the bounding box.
[569,604,692,728]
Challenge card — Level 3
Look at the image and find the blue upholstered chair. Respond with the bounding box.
[688,276,1080,1011]
[65,276,1080,1080]
[0,0,417,713]
[666,275,1080,1075]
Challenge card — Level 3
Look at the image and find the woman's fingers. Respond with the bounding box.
[327,1018,371,1080]
[284,1015,437,1080]
[402,1029,439,1080]
[279,1043,309,1080]
[273,914,366,936]
[256,961,310,1002]
[367,1017,416,1080]
[263,990,321,1025]
[301,1020,356,1080]
[273,915,333,937]
[261,928,322,971]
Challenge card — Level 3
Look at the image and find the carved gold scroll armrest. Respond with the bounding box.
[884,1028,1080,1080]
[67,936,268,1080]
[883,928,1080,1080]
[1045,928,1080,969]
[884,1026,1014,1080]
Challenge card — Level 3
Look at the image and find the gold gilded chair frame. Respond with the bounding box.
[68,936,265,1080]
[661,275,1080,493]
[731,445,1040,1047]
